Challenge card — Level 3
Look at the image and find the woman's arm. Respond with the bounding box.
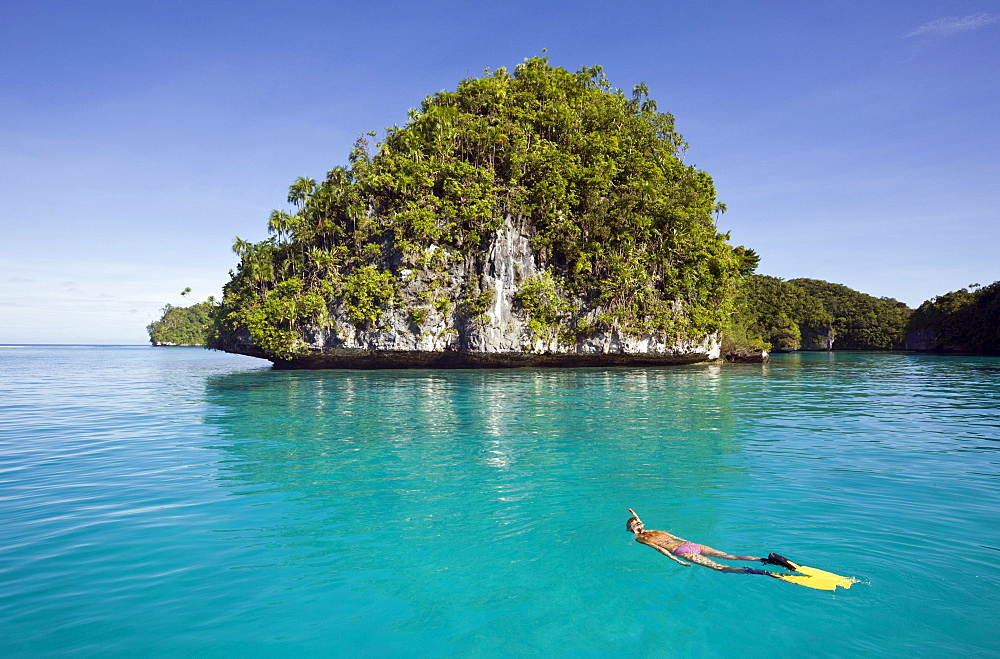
[650,544,691,566]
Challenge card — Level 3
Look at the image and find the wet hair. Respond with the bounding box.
[626,517,644,533]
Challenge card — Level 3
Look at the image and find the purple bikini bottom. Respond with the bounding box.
[673,542,702,555]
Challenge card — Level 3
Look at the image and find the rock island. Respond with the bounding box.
[212,58,757,368]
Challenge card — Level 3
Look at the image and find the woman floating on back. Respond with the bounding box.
[626,509,856,591]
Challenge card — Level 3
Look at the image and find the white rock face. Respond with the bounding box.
[800,327,835,351]
[905,328,940,351]
[227,215,720,367]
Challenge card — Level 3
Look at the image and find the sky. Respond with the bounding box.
[1,0,998,344]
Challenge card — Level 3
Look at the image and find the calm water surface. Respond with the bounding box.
[1,346,998,656]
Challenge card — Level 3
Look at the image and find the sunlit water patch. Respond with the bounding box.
[1,347,998,656]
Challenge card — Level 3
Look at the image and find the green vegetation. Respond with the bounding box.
[458,276,496,322]
[789,279,912,349]
[512,272,574,337]
[725,275,828,351]
[727,275,911,351]
[907,281,1000,354]
[213,57,750,358]
[147,301,217,346]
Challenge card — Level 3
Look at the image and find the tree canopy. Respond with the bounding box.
[907,281,1000,354]
[727,275,912,351]
[213,58,749,358]
[147,302,216,346]
[788,278,912,350]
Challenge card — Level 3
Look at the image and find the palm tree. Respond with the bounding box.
[287,177,316,209]
[268,210,295,244]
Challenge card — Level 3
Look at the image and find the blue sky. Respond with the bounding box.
[2,0,998,344]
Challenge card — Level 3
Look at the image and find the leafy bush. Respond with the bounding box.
[513,273,573,335]
[343,266,396,326]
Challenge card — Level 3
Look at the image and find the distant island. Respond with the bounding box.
[727,276,912,352]
[906,281,999,354]
[146,301,215,346]
[145,57,998,365]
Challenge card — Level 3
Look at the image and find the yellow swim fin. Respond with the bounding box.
[772,572,842,591]
[763,553,856,590]
[790,564,856,589]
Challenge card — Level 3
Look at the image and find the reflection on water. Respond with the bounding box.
[203,365,746,537]
[199,366,756,653]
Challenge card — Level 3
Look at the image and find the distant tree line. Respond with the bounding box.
[725,275,912,351]
[906,280,999,354]
[148,276,999,355]
[146,302,217,346]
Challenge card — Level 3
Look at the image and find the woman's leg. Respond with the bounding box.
[679,553,776,576]
[697,544,762,562]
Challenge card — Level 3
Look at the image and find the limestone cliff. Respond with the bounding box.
[221,215,720,368]
[800,327,835,351]
[904,327,941,352]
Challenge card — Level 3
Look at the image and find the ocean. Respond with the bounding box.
[1,345,998,656]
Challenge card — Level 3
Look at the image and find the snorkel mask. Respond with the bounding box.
[626,508,644,534]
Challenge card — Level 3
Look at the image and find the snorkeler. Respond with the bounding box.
[626,509,855,590]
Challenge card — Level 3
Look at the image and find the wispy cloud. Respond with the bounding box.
[905,12,1000,38]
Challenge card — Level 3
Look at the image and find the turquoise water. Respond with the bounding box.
[1,346,998,657]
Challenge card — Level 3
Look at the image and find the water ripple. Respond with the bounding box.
[1,348,998,656]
